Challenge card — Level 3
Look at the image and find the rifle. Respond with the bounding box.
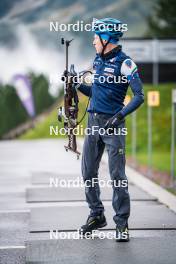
[58,38,92,159]
[57,38,80,159]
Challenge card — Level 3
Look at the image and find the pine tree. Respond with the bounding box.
[147,0,176,37]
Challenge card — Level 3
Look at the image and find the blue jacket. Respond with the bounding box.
[78,46,144,117]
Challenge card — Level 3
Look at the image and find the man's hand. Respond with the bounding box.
[104,112,124,130]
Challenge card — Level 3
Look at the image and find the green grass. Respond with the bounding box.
[134,151,176,175]
[21,94,88,139]
[21,84,176,179]
[125,83,176,179]
[21,109,62,139]
[125,83,174,153]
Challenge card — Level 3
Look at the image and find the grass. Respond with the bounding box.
[21,93,88,139]
[134,151,176,176]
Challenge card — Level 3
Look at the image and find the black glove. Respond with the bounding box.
[104,112,124,130]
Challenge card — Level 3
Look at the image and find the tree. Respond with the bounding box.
[0,73,55,138]
[147,0,176,37]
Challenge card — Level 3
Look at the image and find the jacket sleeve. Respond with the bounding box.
[119,59,144,117]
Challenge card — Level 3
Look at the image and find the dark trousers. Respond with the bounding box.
[81,113,130,227]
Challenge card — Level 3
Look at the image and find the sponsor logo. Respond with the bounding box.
[104,67,115,73]
[110,58,115,63]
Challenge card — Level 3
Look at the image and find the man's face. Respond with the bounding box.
[93,34,106,54]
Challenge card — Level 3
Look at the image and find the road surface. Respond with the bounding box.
[0,139,176,264]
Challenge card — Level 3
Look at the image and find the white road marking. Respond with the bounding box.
[0,246,25,250]
[0,210,30,213]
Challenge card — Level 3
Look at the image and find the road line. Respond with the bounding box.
[0,209,30,213]
[0,245,25,250]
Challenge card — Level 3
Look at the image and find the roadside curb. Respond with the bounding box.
[125,166,176,214]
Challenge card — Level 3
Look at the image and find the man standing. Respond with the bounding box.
[76,18,144,242]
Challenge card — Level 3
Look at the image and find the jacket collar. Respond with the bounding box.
[101,45,122,60]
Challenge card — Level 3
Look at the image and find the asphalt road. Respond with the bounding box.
[0,139,176,264]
